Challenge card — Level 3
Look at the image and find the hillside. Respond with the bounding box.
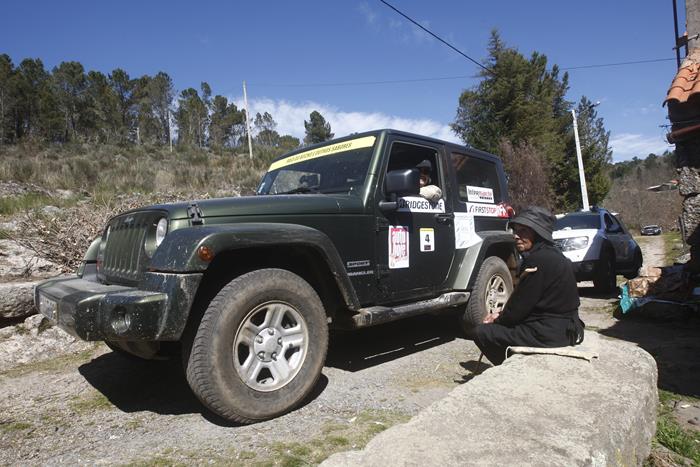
[603,152,680,231]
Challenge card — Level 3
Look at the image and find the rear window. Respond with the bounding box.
[451,153,502,203]
[555,214,601,230]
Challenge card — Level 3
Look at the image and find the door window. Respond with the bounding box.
[451,153,502,203]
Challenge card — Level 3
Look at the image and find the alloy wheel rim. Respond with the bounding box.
[233,301,309,392]
[485,274,509,315]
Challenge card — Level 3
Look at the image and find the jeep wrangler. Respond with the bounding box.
[35,129,517,423]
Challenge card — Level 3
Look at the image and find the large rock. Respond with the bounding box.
[323,332,657,467]
[0,239,62,279]
[0,281,37,319]
[0,314,94,372]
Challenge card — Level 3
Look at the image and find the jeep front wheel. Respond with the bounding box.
[185,268,328,424]
[461,256,513,334]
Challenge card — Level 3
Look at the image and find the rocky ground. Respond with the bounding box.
[0,234,696,465]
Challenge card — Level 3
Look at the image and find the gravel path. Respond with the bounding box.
[0,311,481,465]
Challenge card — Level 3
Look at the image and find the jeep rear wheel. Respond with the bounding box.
[461,256,513,334]
[184,269,328,424]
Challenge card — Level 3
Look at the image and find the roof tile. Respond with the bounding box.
[665,52,700,105]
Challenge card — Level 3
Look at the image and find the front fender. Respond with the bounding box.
[149,223,360,308]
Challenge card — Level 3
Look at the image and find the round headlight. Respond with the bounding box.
[155,218,168,247]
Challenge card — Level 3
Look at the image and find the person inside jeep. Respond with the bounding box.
[416,159,442,202]
[474,206,584,365]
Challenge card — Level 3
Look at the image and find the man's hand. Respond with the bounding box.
[482,311,500,324]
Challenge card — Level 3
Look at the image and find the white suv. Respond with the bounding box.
[552,208,642,292]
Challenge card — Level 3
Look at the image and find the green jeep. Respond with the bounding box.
[35,129,517,423]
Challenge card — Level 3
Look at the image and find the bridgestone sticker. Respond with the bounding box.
[465,202,507,217]
[389,226,409,269]
[397,196,445,213]
[466,185,494,203]
[268,135,376,171]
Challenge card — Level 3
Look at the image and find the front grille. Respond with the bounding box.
[100,211,164,284]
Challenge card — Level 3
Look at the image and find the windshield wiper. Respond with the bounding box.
[275,186,320,195]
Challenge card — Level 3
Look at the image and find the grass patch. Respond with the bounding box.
[0,420,33,433]
[266,409,410,466]
[661,231,684,266]
[0,192,79,216]
[652,390,700,465]
[70,392,113,413]
[0,345,100,378]
[125,449,254,467]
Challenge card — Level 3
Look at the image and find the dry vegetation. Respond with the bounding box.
[0,142,283,271]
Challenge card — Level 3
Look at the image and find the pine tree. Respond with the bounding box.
[52,61,88,142]
[0,54,14,145]
[452,30,611,211]
[303,110,333,145]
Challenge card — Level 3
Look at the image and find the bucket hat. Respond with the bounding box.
[416,160,432,171]
[509,206,555,243]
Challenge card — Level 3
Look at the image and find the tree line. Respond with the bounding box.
[2,31,638,213]
[0,54,334,150]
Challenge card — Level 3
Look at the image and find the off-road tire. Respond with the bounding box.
[184,268,328,424]
[460,256,513,334]
[594,247,617,293]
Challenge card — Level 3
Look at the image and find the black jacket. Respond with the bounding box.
[497,241,580,327]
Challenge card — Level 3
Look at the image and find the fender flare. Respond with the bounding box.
[465,231,517,290]
[149,223,361,309]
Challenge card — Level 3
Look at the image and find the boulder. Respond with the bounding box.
[0,239,62,279]
[323,332,657,467]
[0,281,37,319]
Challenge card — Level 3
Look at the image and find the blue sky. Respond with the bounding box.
[2,0,682,161]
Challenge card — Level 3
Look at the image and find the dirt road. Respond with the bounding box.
[0,235,681,465]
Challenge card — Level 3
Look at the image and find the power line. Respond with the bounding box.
[376,0,493,75]
[561,57,675,70]
[248,57,676,88]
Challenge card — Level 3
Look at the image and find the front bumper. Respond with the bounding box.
[34,272,202,341]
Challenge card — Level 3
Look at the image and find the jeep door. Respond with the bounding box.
[375,138,455,303]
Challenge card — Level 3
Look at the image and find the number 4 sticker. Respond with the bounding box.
[420,228,435,252]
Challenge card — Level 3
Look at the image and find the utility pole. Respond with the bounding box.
[571,109,590,211]
[243,81,254,159]
[168,109,173,153]
[571,101,600,211]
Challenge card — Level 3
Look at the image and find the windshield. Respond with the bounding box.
[555,213,601,230]
[257,136,376,196]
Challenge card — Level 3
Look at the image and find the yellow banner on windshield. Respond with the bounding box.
[268,135,376,172]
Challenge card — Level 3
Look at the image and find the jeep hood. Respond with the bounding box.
[135,194,364,221]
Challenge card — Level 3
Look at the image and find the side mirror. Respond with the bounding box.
[385,169,420,196]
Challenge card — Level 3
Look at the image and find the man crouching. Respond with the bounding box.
[474,206,585,365]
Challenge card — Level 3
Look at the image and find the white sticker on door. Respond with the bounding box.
[397,196,445,213]
[466,186,495,203]
[389,226,409,269]
[420,228,435,252]
[454,213,481,249]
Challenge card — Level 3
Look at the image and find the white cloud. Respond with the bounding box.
[234,97,460,144]
[358,2,377,25]
[609,133,672,162]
